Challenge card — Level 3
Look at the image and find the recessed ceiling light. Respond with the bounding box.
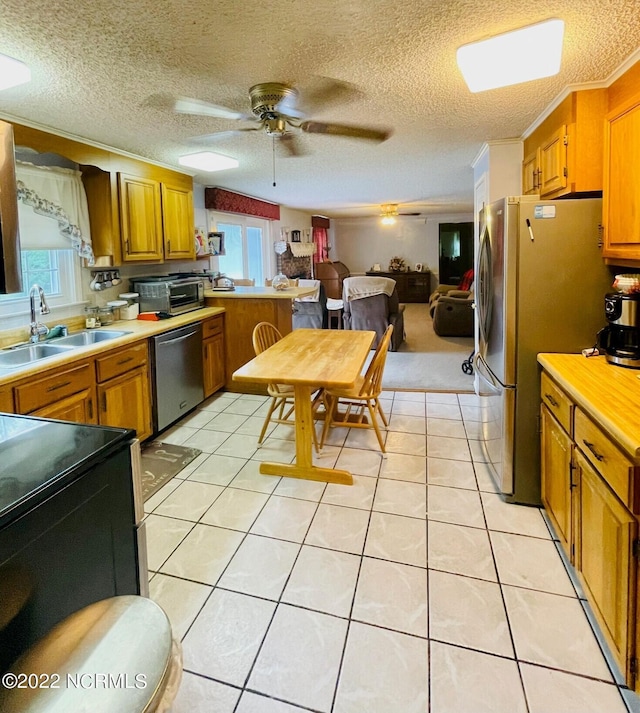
[178,151,239,171]
[0,53,31,91]
[457,19,565,93]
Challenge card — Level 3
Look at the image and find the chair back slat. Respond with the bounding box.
[358,325,393,398]
[252,322,283,355]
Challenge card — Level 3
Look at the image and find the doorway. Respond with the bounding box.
[438,222,473,285]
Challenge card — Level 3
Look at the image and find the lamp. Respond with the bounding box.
[380,204,398,225]
[457,19,565,93]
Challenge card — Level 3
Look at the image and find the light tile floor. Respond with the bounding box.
[144,390,640,713]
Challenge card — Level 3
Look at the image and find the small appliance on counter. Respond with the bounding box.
[211,275,235,290]
[131,275,204,315]
[598,290,640,368]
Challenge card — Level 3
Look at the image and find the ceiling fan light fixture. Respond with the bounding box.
[0,53,31,91]
[457,18,564,92]
[380,203,399,225]
[178,151,239,172]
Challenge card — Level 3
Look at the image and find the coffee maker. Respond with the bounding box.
[597,292,640,368]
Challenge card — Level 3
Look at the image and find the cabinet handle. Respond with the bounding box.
[88,399,93,419]
[101,392,107,412]
[46,380,71,392]
[117,356,134,365]
[125,240,130,255]
[582,439,605,462]
[544,393,559,407]
[167,240,171,254]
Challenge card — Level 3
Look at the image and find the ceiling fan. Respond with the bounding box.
[175,81,391,156]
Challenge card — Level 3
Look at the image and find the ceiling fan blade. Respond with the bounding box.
[299,77,364,113]
[188,127,262,143]
[175,96,254,121]
[278,133,306,157]
[300,121,391,143]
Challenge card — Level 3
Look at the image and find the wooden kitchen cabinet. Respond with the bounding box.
[574,448,637,682]
[96,342,152,441]
[602,91,640,263]
[540,404,574,560]
[202,315,225,397]
[522,89,607,198]
[0,386,14,413]
[539,367,640,688]
[118,173,164,262]
[14,361,96,422]
[162,183,195,260]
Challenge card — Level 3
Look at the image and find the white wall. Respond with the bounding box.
[333,212,473,283]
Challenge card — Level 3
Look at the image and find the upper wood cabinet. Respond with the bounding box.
[161,182,195,260]
[522,89,607,199]
[119,174,164,262]
[602,92,640,263]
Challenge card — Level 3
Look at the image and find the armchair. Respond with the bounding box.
[292,279,328,329]
[432,289,474,337]
[342,276,405,351]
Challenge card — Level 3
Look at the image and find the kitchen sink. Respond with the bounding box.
[52,329,132,346]
[0,343,76,369]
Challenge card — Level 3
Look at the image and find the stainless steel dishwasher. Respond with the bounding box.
[151,322,204,433]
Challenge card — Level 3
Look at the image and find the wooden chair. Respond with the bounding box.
[234,278,255,286]
[319,325,393,452]
[265,278,299,286]
[252,322,320,450]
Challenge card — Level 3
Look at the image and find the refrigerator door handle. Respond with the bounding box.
[474,352,502,392]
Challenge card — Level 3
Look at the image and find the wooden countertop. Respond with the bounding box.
[205,286,316,300]
[0,307,225,387]
[538,353,640,460]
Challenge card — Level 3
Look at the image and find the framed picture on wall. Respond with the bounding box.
[208,231,225,256]
[415,262,423,272]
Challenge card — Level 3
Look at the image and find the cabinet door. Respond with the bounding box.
[539,124,568,197]
[98,366,152,441]
[0,386,14,413]
[118,173,163,262]
[161,183,195,260]
[540,405,574,560]
[522,148,540,195]
[31,387,97,424]
[574,449,637,682]
[203,335,225,397]
[603,93,640,261]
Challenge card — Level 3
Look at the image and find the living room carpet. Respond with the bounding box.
[141,441,202,501]
[381,303,475,392]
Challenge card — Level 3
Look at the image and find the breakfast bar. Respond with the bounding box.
[205,285,316,392]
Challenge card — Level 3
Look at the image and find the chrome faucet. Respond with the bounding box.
[29,284,51,343]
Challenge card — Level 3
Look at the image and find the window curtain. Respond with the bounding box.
[15,162,95,264]
[312,227,329,263]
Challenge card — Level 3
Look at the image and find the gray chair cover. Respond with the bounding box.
[343,288,405,351]
[292,283,328,329]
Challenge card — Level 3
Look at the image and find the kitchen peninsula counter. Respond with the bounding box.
[205,285,316,392]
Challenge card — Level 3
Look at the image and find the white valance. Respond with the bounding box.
[15,161,94,264]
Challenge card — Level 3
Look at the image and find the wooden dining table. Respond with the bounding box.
[232,328,376,485]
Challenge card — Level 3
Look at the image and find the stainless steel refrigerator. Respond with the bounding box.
[474,196,612,505]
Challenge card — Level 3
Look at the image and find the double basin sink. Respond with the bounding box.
[0,330,132,370]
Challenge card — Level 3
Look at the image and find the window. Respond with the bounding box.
[0,249,83,320]
[211,213,270,284]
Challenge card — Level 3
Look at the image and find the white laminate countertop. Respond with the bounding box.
[538,353,640,460]
[205,286,316,300]
[0,306,225,387]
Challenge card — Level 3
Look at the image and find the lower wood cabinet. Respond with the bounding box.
[574,448,637,681]
[32,387,97,424]
[202,315,225,398]
[0,386,14,413]
[540,370,640,688]
[96,342,152,441]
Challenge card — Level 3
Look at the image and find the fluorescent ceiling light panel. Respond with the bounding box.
[0,53,31,91]
[457,19,565,92]
[178,151,239,171]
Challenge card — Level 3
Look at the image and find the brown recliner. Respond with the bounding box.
[432,289,474,337]
[342,277,405,351]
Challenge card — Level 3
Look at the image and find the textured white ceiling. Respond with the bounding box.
[0,0,639,217]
